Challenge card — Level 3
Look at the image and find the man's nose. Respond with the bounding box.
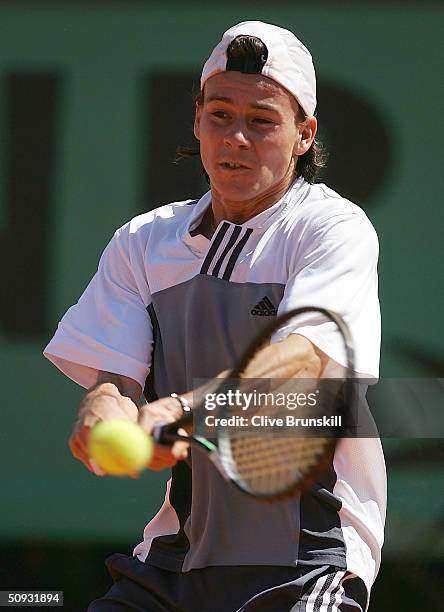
[223,120,251,148]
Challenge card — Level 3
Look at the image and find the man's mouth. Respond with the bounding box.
[219,161,250,170]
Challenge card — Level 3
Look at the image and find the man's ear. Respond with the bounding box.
[293,116,317,157]
[194,102,202,141]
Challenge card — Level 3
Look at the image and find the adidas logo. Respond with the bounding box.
[251,297,277,316]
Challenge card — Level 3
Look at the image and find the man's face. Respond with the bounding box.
[194,71,303,204]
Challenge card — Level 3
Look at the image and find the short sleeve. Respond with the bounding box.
[273,212,380,378]
[44,222,153,389]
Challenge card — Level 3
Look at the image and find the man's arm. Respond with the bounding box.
[242,333,329,379]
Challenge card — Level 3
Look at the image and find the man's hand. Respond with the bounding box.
[69,379,140,475]
[69,372,189,475]
[138,397,189,470]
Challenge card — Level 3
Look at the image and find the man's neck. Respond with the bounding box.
[211,171,296,227]
[192,173,298,240]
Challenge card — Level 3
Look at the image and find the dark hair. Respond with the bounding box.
[176,35,327,184]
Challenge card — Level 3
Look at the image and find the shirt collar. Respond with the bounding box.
[181,176,307,252]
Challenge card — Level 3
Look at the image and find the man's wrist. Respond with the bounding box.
[170,393,191,413]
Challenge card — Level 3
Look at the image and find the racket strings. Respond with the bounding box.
[225,433,332,494]
[217,385,343,495]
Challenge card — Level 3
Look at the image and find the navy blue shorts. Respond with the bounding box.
[88,553,369,612]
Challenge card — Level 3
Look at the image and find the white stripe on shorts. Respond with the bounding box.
[305,570,346,612]
[330,579,345,612]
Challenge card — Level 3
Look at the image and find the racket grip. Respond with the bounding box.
[150,422,185,445]
[151,411,194,445]
[151,423,168,445]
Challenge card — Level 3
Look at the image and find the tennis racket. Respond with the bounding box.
[152,306,354,501]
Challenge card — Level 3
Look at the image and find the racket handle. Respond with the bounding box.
[151,423,216,454]
[151,411,194,445]
[151,423,169,445]
[151,422,188,445]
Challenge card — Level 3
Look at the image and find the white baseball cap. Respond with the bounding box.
[201,21,317,117]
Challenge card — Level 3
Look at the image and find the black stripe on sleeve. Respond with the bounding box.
[145,461,193,571]
[211,225,242,278]
[143,303,159,403]
[222,228,253,280]
[200,222,230,274]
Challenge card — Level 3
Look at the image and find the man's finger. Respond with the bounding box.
[172,428,189,460]
[69,426,91,458]
[88,457,106,476]
[69,436,104,475]
[147,443,178,471]
[69,426,106,475]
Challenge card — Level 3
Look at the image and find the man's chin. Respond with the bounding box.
[209,179,261,203]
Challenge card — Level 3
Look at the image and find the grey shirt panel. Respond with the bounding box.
[145,274,286,397]
[143,274,346,571]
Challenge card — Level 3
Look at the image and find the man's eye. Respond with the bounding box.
[253,117,273,125]
[212,111,229,119]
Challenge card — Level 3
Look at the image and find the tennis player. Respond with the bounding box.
[44,21,386,611]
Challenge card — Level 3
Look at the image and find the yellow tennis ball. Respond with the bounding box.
[88,420,153,476]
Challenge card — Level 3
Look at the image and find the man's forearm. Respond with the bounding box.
[78,372,143,428]
[242,333,328,380]
[87,372,143,406]
[178,334,328,415]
